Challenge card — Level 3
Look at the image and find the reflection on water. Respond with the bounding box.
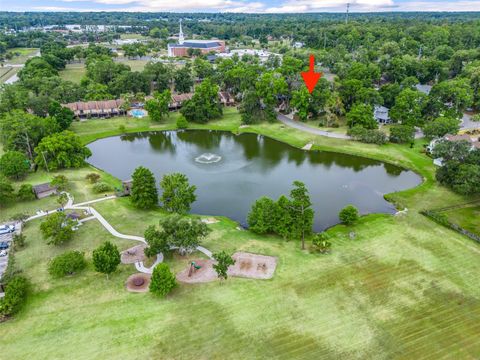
[88,130,422,230]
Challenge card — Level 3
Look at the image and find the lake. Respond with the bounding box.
[87,130,422,230]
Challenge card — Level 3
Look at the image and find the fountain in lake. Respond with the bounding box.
[195,153,222,164]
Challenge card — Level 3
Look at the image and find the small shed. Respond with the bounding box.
[122,180,133,196]
[32,183,57,199]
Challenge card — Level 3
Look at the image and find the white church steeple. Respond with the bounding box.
[179,19,184,45]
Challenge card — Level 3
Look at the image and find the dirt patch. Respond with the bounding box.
[121,244,147,264]
[176,252,277,283]
[176,259,218,284]
[229,252,277,280]
[126,273,151,293]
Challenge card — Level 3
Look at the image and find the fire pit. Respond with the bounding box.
[125,273,151,293]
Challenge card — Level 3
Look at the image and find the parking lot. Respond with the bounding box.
[0,223,21,286]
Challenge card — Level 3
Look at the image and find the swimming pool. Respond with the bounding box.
[130,109,147,118]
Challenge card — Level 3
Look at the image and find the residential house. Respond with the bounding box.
[32,183,57,199]
[374,105,391,124]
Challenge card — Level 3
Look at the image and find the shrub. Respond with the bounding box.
[118,125,126,134]
[149,263,176,297]
[471,114,480,122]
[176,115,189,129]
[13,234,26,250]
[348,126,387,145]
[311,232,332,254]
[389,125,415,143]
[48,251,87,278]
[339,205,360,225]
[85,173,101,184]
[17,184,35,201]
[92,241,120,279]
[50,175,69,191]
[247,196,280,234]
[0,276,29,316]
[93,182,113,193]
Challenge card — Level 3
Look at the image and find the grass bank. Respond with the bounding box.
[1,108,480,359]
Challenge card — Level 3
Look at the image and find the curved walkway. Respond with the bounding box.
[276,113,351,139]
[26,192,213,274]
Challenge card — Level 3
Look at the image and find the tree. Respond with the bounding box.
[239,89,263,125]
[0,110,58,159]
[339,205,359,225]
[156,215,210,255]
[174,66,193,93]
[145,89,171,122]
[389,89,426,126]
[346,104,377,129]
[256,71,288,121]
[17,183,35,201]
[0,151,30,180]
[34,131,92,170]
[311,232,332,254]
[149,263,176,297]
[176,115,188,129]
[144,225,170,258]
[48,101,74,130]
[426,79,473,118]
[92,182,112,193]
[92,241,121,279]
[130,166,158,209]
[423,117,460,139]
[389,125,415,144]
[48,251,87,278]
[291,87,310,122]
[56,193,69,207]
[160,173,197,214]
[85,173,101,184]
[180,78,222,123]
[0,177,15,207]
[247,196,280,234]
[50,175,69,191]
[40,212,75,245]
[289,181,314,250]
[0,276,29,316]
[212,251,236,280]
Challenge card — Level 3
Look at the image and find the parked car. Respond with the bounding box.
[0,250,7,257]
[0,224,15,235]
[0,242,9,250]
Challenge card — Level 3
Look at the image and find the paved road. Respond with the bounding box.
[276,113,351,139]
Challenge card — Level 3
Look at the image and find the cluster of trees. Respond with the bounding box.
[433,140,480,195]
[247,181,314,250]
[130,166,197,213]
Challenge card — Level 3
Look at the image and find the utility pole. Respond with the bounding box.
[346,3,350,24]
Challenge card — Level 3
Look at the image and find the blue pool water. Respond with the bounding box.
[130,109,147,118]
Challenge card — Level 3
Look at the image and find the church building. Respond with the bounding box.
[167,20,225,57]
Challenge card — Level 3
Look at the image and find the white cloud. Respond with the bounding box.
[266,0,395,13]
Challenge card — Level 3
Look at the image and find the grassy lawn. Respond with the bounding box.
[1,108,480,358]
[5,47,39,65]
[115,58,149,72]
[441,205,480,236]
[59,63,86,83]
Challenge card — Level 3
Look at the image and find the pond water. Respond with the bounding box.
[87,130,422,231]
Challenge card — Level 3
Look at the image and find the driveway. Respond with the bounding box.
[276,113,351,139]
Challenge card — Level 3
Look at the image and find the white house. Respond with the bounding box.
[374,105,391,124]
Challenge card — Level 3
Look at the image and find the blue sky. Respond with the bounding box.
[2,0,479,13]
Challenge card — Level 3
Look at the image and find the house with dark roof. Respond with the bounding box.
[32,183,57,199]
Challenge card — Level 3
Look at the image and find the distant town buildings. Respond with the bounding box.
[217,49,281,63]
[167,20,225,57]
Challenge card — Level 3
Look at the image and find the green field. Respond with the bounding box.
[442,205,480,236]
[59,63,87,83]
[1,110,480,359]
[5,48,39,65]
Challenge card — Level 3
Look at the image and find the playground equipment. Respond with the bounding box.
[188,261,202,277]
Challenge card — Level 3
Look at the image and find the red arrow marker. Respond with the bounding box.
[301,54,322,94]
